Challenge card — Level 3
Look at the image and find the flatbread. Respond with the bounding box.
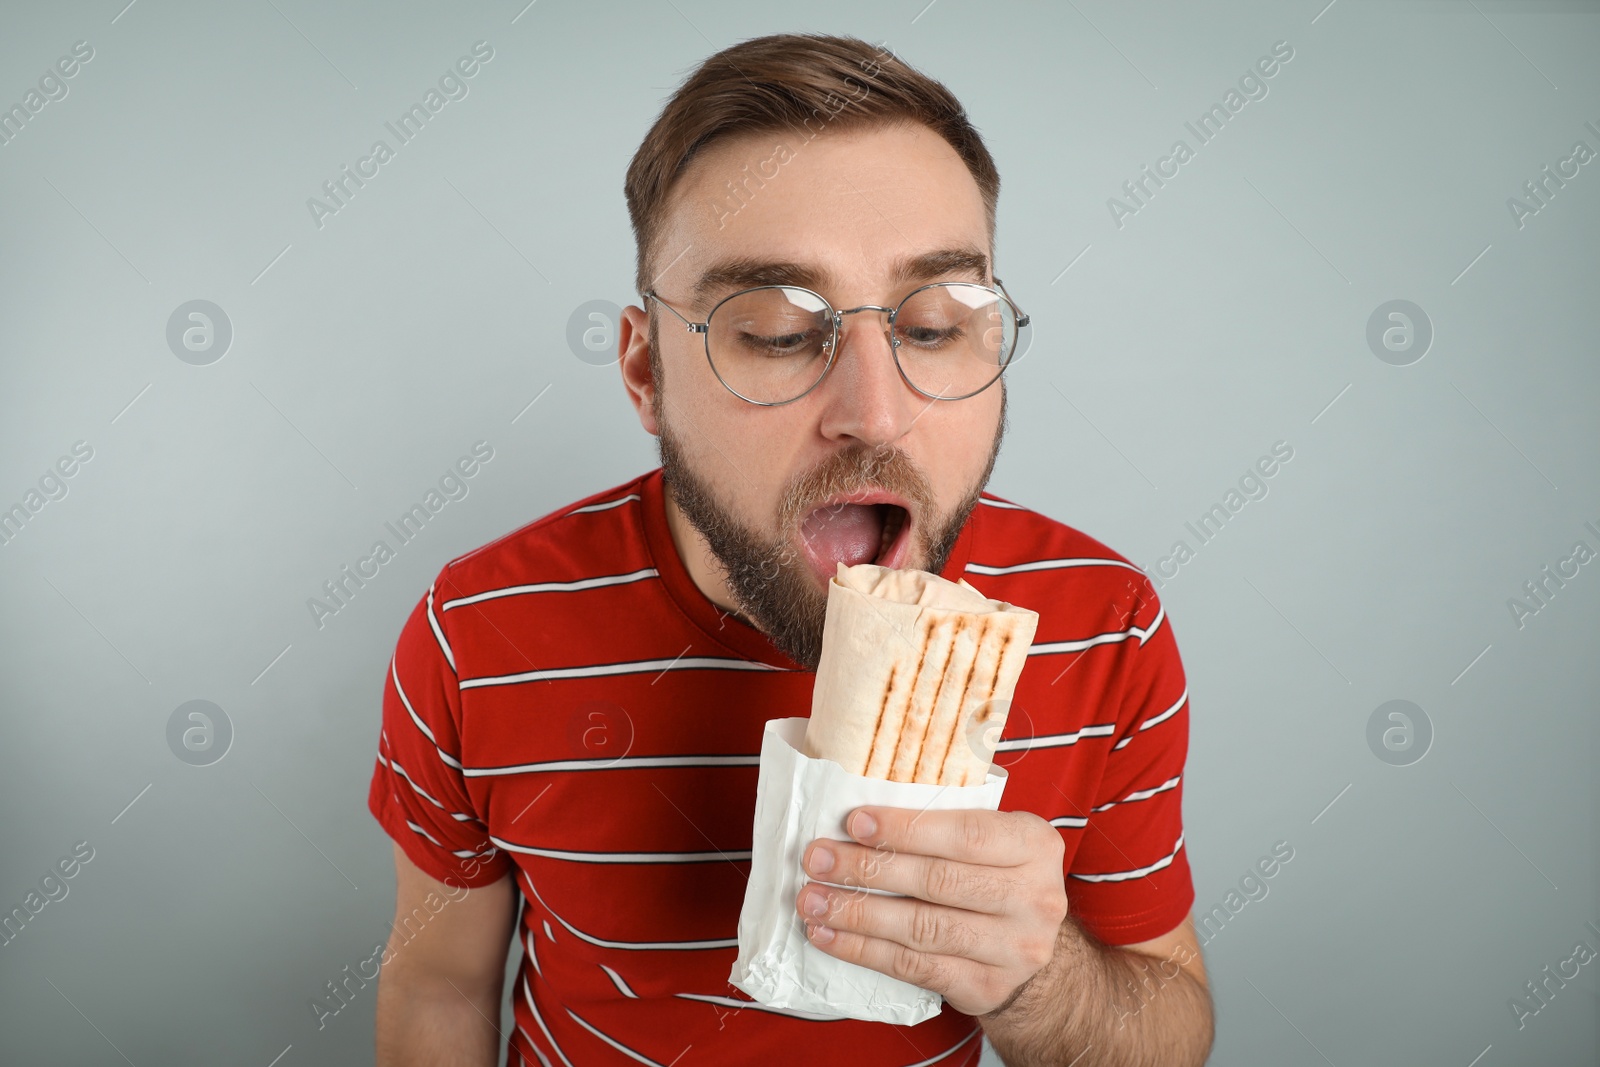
[804,562,1039,786]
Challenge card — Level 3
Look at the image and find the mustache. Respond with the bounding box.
[779,445,933,528]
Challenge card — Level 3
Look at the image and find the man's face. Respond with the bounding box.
[622,122,1009,670]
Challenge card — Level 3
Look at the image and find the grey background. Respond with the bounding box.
[1,0,1595,1064]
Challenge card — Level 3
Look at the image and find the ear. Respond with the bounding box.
[618,303,659,436]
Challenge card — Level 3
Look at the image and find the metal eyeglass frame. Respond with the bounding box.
[640,277,1030,406]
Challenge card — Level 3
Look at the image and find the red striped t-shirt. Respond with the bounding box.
[367,465,1194,1067]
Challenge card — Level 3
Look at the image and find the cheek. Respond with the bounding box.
[933,403,1001,481]
[910,416,990,537]
[678,387,760,468]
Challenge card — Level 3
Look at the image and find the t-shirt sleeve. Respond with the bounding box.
[1064,578,1195,946]
[366,569,510,889]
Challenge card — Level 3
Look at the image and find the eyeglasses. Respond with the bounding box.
[641,278,1030,406]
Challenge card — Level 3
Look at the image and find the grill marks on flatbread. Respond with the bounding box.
[938,625,1013,787]
[888,613,952,782]
[858,613,1010,785]
[912,615,975,784]
[863,663,899,778]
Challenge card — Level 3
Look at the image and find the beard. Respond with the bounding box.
[651,329,1008,670]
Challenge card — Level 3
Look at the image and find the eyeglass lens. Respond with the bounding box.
[704,284,1019,404]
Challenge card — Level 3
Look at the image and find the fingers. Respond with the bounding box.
[802,836,1013,914]
[846,805,1039,868]
[802,917,964,995]
[797,877,1010,966]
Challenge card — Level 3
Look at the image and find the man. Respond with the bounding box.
[367,32,1212,1067]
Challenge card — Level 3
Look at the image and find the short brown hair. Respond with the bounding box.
[624,33,1001,298]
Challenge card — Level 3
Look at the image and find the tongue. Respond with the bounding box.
[801,503,884,568]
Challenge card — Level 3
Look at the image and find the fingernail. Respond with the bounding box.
[806,921,835,944]
[802,887,828,918]
[807,844,834,875]
[851,810,877,840]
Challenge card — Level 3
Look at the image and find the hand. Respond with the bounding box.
[795,805,1069,1017]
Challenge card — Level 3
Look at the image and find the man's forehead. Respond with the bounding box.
[654,125,991,301]
[686,247,991,304]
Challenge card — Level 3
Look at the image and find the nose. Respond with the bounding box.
[814,308,924,447]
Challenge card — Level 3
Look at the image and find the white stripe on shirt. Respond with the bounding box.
[673,992,847,1021]
[379,749,482,825]
[966,556,1146,576]
[1137,687,1187,732]
[1113,689,1189,750]
[525,927,542,978]
[490,835,751,864]
[464,753,760,777]
[978,497,1027,510]
[517,1025,554,1067]
[1029,602,1166,656]
[442,568,659,611]
[552,926,737,951]
[565,1005,678,1066]
[427,583,455,672]
[404,818,444,849]
[1029,628,1139,656]
[994,723,1116,752]
[600,963,639,999]
[521,974,575,1067]
[1092,775,1182,813]
[460,656,784,689]
[1070,834,1185,883]
[392,658,462,769]
[570,494,639,514]
[404,818,493,862]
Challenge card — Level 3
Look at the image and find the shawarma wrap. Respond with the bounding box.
[803,562,1039,787]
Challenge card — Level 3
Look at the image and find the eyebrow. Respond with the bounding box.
[689,247,991,307]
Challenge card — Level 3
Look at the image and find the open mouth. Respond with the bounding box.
[874,503,908,564]
[798,496,913,574]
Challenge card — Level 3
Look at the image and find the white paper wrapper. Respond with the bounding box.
[729,717,1009,1025]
